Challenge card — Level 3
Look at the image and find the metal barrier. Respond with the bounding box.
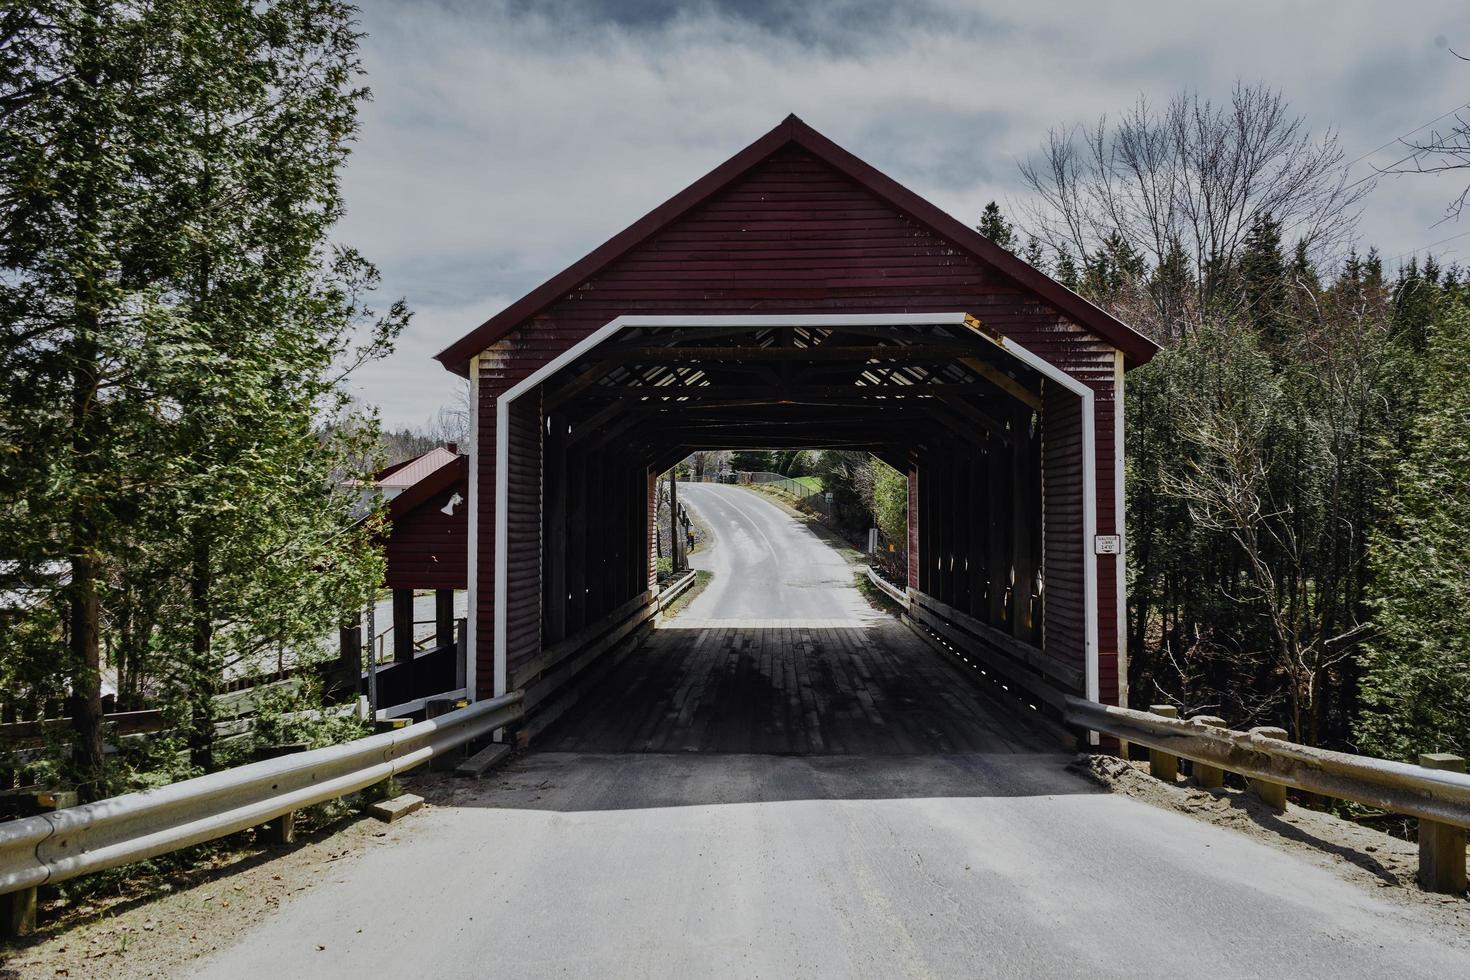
[1064,696,1470,827]
[1066,696,1470,892]
[0,692,522,897]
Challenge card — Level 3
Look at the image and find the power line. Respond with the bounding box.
[1387,228,1470,263]
[1343,100,1470,170]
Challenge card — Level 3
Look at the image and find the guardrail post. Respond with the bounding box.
[1188,716,1228,788]
[1148,705,1179,782]
[256,743,308,845]
[1,790,74,937]
[1417,753,1467,894]
[1248,727,1290,811]
[428,697,471,771]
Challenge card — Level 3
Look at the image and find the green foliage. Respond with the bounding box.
[1122,247,1411,744]
[870,458,907,545]
[0,0,403,792]
[1355,303,1470,761]
[729,450,774,472]
[247,675,369,756]
[976,201,1015,251]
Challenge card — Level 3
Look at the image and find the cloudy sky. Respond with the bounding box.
[337,0,1470,428]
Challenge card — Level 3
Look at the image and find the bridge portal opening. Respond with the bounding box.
[490,314,1096,752]
[435,117,1154,750]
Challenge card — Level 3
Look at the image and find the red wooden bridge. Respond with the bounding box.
[432,115,1157,741]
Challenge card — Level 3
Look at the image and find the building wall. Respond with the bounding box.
[384,484,468,591]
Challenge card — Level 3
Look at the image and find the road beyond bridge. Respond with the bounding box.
[175,484,1470,979]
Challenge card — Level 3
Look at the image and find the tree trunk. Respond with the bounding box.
[67,552,106,793]
[188,536,216,771]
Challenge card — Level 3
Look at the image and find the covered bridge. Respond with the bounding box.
[434,115,1157,740]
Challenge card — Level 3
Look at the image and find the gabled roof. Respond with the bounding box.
[375,445,460,491]
[436,115,1158,375]
[385,452,466,521]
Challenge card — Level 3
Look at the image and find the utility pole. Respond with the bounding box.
[668,467,683,571]
[365,598,378,720]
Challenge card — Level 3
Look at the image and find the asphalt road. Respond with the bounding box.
[677,481,876,626]
[187,485,1470,978]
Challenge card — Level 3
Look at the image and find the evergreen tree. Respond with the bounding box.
[1080,232,1144,309]
[729,450,773,472]
[1053,244,1079,290]
[1022,235,1047,272]
[0,0,169,789]
[0,1,403,787]
[976,201,1015,251]
[1355,303,1470,761]
[1238,213,1290,350]
[138,0,404,770]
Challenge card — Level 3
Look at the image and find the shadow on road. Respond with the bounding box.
[411,749,1101,815]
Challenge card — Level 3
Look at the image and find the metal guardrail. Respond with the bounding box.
[656,569,698,610]
[0,692,522,897]
[863,566,909,609]
[1065,696,1470,830]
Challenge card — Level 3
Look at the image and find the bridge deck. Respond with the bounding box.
[538,617,1055,754]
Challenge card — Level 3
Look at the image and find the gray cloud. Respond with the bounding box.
[340,0,1470,427]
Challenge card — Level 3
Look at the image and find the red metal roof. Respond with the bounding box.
[375,446,460,491]
[435,114,1159,375]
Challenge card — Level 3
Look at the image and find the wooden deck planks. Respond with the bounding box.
[536,616,1048,755]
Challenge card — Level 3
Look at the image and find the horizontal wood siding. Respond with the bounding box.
[384,484,468,590]
[473,145,1125,705]
[1041,382,1086,684]
[505,391,543,680]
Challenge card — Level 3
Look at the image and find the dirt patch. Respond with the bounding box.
[0,789,436,980]
[1072,754,1470,931]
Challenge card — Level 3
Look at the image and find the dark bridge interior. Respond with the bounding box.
[502,316,1090,740]
[529,319,1046,644]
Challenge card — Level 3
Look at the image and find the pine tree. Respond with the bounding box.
[1,1,403,786]
[976,201,1016,251]
[139,0,404,770]
[1239,213,1290,350]
[1053,245,1079,290]
[1022,236,1047,272]
[0,1,171,790]
[1355,303,1470,761]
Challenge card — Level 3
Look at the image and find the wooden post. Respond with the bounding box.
[365,600,378,715]
[428,697,472,771]
[969,446,989,618]
[546,412,568,643]
[454,617,467,691]
[331,613,362,704]
[986,442,1011,628]
[1148,705,1179,781]
[667,467,683,571]
[1189,716,1228,788]
[1,881,36,939]
[1248,727,1290,811]
[435,590,455,648]
[392,589,414,662]
[567,448,587,633]
[2,792,75,936]
[1418,753,1467,894]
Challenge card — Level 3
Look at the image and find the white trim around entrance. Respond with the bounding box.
[479,313,1103,716]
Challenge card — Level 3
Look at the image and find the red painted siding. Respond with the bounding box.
[384,484,468,591]
[474,145,1125,704]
